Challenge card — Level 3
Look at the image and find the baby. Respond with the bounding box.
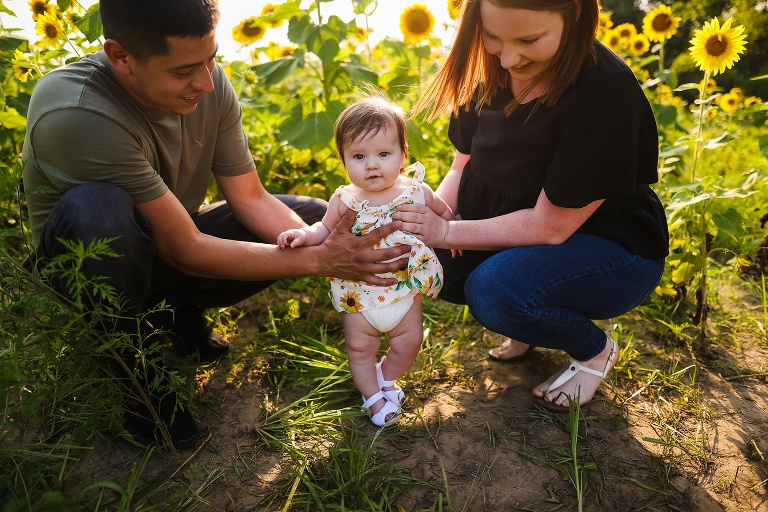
[278,95,453,426]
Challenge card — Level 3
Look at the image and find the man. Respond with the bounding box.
[21,0,408,449]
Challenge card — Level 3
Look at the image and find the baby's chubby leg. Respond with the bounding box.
[381,294,424,387]
[343,313,385,414]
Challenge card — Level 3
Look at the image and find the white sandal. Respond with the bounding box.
[361,390,401,426]
[375,355,405,405]
[533,337,617,412]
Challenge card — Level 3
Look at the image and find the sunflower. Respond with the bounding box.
[447,0,462,20]
[700,77,717,94]
[642,5,681,43]
[11,50,34,83]
[717,92,740,113]
[232,16,266,45]
[339,290,363,313]
[64,9,84,32]
[689,17,747,76]
[601,29,622,53]
[597,10,614,38]
[28,0,56,21]
[260,3,283,28]
[628,33,650,56]
[656,84,673,100]
[704,107,718,119]
[36,11,65,49]
[729,87,744,99]
[400,4,435,44]
[744,96,762,108]
[614,22,637,42]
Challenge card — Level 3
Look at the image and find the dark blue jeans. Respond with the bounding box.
[35,182,327,316]
[436,234,664,361]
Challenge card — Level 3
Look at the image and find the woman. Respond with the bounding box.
[396,0,668,411]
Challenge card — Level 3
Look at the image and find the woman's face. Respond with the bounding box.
[479,1,565,95]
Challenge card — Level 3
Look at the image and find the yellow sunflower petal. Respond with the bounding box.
[35,10,65,49]
[642,5,681,43]
[689,17,748,76]
[232,16,266,45]
[400,4,435,44]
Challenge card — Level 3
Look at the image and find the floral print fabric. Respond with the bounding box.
[329,162,444,314]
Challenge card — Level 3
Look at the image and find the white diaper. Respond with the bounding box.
[361,292,415,332]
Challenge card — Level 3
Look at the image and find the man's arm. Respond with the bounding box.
[137,190,408,285]
[215,171,308,242]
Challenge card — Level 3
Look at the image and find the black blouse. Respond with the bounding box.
[449,42,669,260]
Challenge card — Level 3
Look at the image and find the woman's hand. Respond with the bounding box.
[393,202,451,249]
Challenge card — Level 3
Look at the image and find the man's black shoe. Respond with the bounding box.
[124,391,199,450]
[171,325,229,361]
[152,305,230,361]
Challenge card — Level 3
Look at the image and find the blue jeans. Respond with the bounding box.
[34,182,327,316]
[435,234,664,361]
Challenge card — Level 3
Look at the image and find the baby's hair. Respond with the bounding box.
[334,93,408,165]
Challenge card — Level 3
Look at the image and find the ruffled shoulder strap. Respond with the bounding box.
[333,186,365,211]
[403,162,426,184]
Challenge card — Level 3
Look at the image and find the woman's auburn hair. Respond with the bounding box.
[412,0,599,121]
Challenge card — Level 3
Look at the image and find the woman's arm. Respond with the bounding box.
[395,188,603,250]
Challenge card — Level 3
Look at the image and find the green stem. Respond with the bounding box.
[658,41,665,73]
[691,70,709,182]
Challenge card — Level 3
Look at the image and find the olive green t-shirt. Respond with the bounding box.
[22,51,255,245]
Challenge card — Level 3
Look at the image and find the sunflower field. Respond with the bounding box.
[1,0,768,511]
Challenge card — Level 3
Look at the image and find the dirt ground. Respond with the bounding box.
[71,307,768,512]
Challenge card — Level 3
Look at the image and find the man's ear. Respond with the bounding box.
[103,39,133,75]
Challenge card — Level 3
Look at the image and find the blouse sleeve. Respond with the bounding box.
[448,104,479,155]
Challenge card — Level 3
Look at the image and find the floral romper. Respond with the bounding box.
[329,162,443,324]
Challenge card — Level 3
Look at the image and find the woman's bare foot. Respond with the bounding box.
[489,338,532,362]
[532,337,617,410]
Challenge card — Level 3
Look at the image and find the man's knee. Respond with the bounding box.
[50,183,145,240]
[39,183,153,264]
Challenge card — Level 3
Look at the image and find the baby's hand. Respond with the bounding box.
[277,229,308,249]
[450,249,464,258]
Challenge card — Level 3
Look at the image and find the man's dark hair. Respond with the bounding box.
[100,0,220,60]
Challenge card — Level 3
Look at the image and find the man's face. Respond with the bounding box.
[123,32,218,115]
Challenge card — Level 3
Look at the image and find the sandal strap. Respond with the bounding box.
[376,356,398,388]
[545,338,618,393]
[369,398,401,427]
[361,390,387,410]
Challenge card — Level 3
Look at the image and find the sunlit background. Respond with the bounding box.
[0,0,456,60]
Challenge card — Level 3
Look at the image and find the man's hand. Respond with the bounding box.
[319,210,409,285]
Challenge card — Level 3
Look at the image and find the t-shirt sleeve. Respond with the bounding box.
[28,108,168,203]
[544,73,659,208]
[211,65,255,176]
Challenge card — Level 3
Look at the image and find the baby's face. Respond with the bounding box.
[343,127,405,193]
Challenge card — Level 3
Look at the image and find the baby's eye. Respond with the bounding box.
[521,38,540,45]
[353,154,365,160]
[378,151,390,158]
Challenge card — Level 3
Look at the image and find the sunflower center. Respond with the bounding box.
[651,14,671,32]
[346,297,356,307]
[44,22,58,39]
[406,11,431,34]
[705,35,727,57]
[242,24,263,38]
[31,1,45,15]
